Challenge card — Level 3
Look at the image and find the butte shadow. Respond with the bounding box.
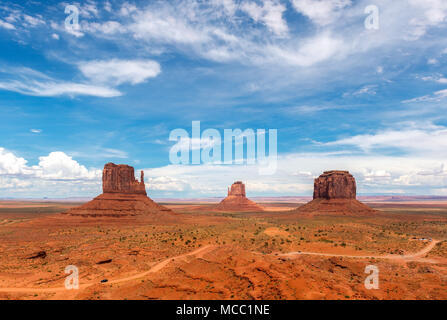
[65,163,174,218]
[293,171,376,216]
[214,181,264,212]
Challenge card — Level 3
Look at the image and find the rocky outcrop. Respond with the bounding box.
[227,181,246,197]
[65,163,173,217]
[215,182,264,212]
[313,171,356,200]
[296,171,375,216]
[102,163,147,195]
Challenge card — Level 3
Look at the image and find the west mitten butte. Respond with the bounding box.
[65,163,173,217]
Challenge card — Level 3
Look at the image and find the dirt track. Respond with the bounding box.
[279,240,441,263]
[0,245,215,294]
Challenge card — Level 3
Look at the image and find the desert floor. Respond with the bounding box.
[0,200,446,300]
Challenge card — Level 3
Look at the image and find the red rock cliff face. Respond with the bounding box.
[102,163,147,195]
[313,171,356,200]
[228,181,246,197]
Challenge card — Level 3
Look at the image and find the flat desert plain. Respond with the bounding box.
[0,200,446,300]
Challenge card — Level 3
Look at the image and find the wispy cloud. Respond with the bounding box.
[0,80,121,98]
[0,58,162,98]
[78,59,161,86]
[322,121,447,157]
[291,0,352,26]
[403,89,447,103]
[0,19,15,30]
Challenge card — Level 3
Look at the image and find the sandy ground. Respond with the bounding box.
[0,201,446,300]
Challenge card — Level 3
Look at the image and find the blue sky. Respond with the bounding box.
[1,0,447,198]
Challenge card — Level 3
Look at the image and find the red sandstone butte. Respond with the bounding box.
[66,163,173,217]
[215,181,264,212]
[297,171,375,215]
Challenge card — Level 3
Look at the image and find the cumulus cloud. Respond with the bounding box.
[0,148,100,181]
[33,152,100,180]
[0,148,101,197]
[0,148,28,175]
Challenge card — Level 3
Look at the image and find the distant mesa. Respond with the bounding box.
[65,163,173,217]
[215,181,264,212]
[296,171,376,215]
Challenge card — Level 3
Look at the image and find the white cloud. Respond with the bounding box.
[241,0,289,37]
[291,0,352,26]
[266,33,345,67]
[78,1,99,18]
[285,105,337,114]
[403,89,447,103]
[0,61,160,98]
[104,1,112,13]
[407,0,447,38]
[171,136,219,153]
[26,0,443,74]
[0,80,122,98]
[0,148,28,175]
[83,21,124,35]
[0,148,101,196]
[148,176,191,192]
[78,59,161,86]
[33,152,100,180]
[119,2,138,16]
[210,0,238,16]
[0,19,15,30]
[129,5,211,45]
[0,177,32,190]
[30,129,42,134]
[421,74,447,84]
[323,122,447,157]
[0,148,100,181]
[347,85,378,96]
[22,14,45,27]
[428,58,439,65]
